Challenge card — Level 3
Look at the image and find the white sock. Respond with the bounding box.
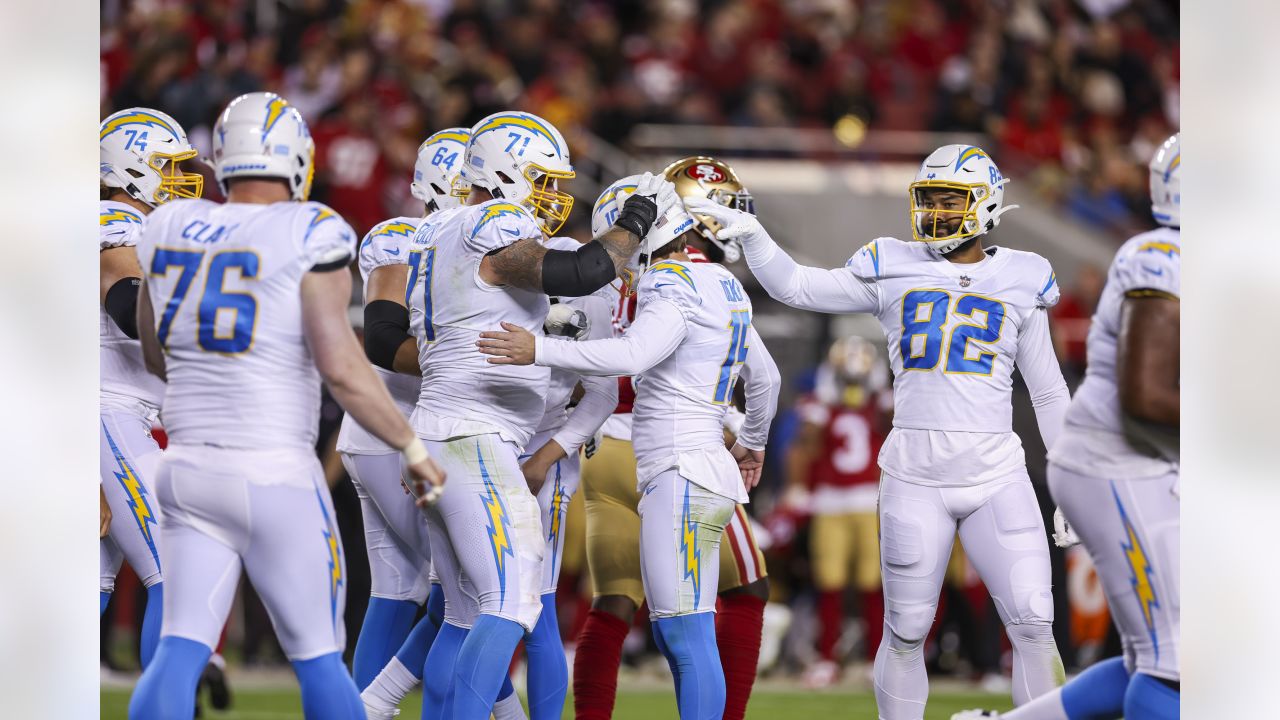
[1002,687,1069,720]
[361,657,421,711]
[1005,623,1065,705]
[491,692,528,720]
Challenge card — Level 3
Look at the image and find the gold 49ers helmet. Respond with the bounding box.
[661,156,754,263]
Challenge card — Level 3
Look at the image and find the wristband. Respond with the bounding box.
[401,437,429,465]
[615,193,658,238]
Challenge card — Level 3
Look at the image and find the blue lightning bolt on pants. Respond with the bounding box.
[638,470,735,719]
[131,444,363,718]
[100,408,164,668]
[1049,463,1181,683]
[416,435,544,720]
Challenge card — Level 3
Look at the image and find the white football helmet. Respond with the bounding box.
[590,175,696,288]
[908,144,1018,254]
[212,92,315,201]
[100,107,203,206]
[412,127,471,212]
[1149,133,1180,227]
[460,111,575,234]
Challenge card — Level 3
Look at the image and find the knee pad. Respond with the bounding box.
[885,603,934,646]
[1010,556,1056,624]
[1004,621,1055,646]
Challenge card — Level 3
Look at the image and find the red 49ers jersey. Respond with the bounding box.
[798,395,884,491]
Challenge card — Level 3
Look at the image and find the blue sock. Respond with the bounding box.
[100,591,110,615]
[525,593,567,720]
[128,636,211,719]
[653,614,725,720]
[139,583,163,670]
[1124,672,1180,720]
[354,597,420,689]
[498,674,517,701]
[293,651,365,719]
[421,622,468,720]
[1061,656,1129,720]
[450,615,524,720]
[393,585,445,683]
[650,619,682,699]
[395,611,441,683]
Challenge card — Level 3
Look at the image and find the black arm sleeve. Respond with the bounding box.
[541,240,617,297]
[363,300,411,371]
[104,277,141,340]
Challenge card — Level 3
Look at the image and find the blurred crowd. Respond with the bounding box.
[101,0,1178,239]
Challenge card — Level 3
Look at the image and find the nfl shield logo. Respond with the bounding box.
[959,275,972,288]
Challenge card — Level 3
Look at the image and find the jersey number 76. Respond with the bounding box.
[151,248,258,354]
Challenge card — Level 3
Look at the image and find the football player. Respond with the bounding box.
[690,145,1070,719]
[784,335,890,687]
[127,92,445,720]
[99,107,202,670]
[479,175,782,720]
[331,128,483,716]
[403,111,677,720]
[952,135,1181,720]
[571,158,774,720]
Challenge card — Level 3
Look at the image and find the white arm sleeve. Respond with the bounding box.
[1016,307,1071,452]
[535,298,688,377]
[549,292,620,454]
[745,235,878,313]
[737,327,781,451]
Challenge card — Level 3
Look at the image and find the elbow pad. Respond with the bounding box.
[541,240,616,297]
[105,277,141,339]
[363,300,411,371]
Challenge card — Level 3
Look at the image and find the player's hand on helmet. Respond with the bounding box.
[405,454,447,509]
[730,441,766,491]
[1052,507,1080,548]
[683,197,768,248]
[478,322,537,365]
[615,172,678,240]
[100,485,112,538]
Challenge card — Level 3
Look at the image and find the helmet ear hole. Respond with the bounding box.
[127,168,146,179]
[495,171,515,185]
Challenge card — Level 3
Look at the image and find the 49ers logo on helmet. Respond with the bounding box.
[686,163,726,183]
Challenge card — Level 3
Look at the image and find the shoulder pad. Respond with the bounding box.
[1114,234,1180,300]
[638,260,701,312]
[1031,254,1060,309]
[359,217,421,273]
[100,202,144,249]
[298,202,356,268]
[845,237,902,279]
[466,200,541,253]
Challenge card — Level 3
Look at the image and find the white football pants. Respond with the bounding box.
[340,451,432,603]
[521,428,584,595]
[413,434,543,632]
[1049,463,1180,682]
[154,444,348,660]
[873,471,1063,720]
[100,407,164,591]
[638,469,736,618]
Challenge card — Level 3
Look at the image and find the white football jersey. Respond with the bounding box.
[759,236,1069,485]
[100,200,165,412]
[137,198,356,449]
[537,260,780,502]
[1051,228,1180,477]
[334,216,424,456]
[407,199,550,447]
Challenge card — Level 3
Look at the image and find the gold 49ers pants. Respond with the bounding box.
[582,436,766,606]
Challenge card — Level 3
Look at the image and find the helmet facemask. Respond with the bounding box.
[522,164,575,235]
[908,180,992,248]
[150,149,204,204]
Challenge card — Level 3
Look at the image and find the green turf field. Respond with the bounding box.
[102,687,1014,719]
